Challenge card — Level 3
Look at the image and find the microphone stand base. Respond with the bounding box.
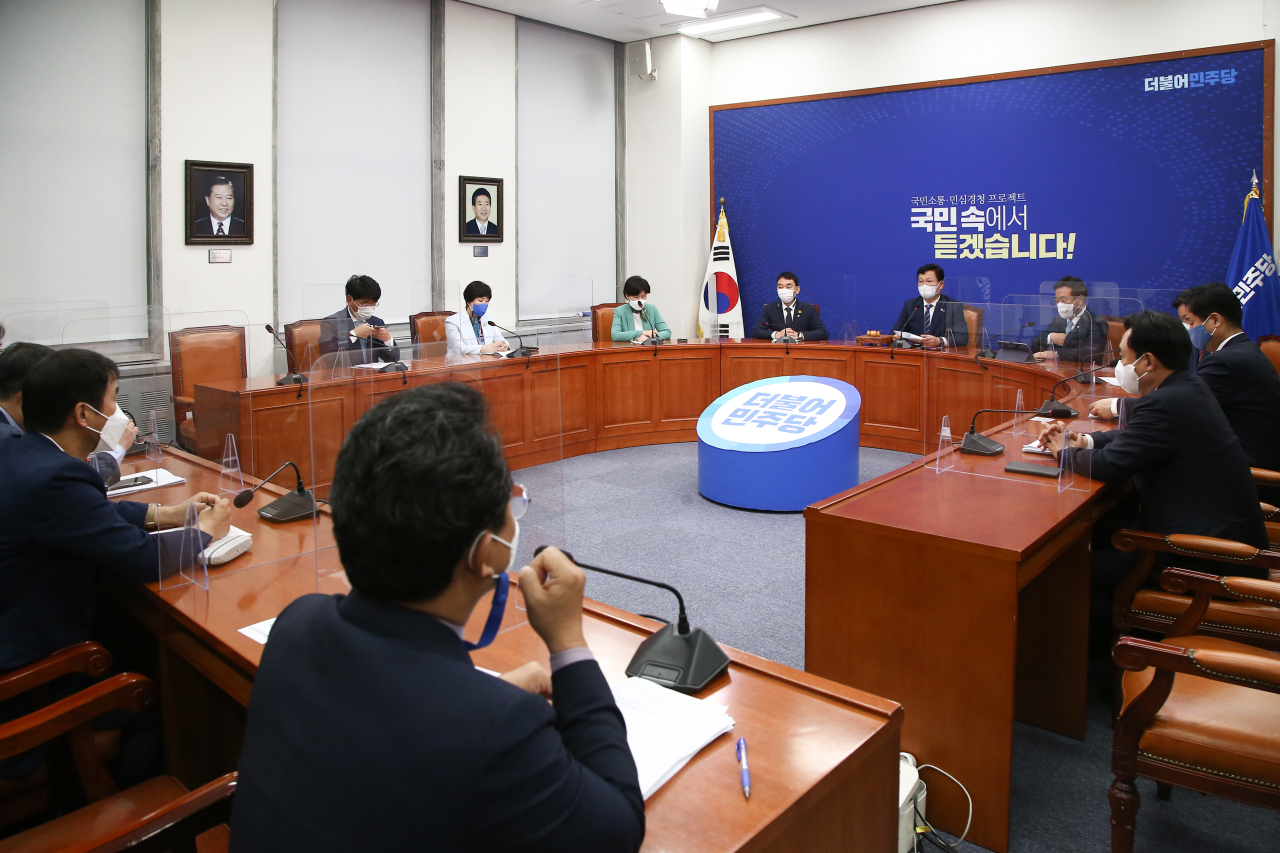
[1036,401,1077,419]
[959,431,1005,456]
[275,373,309,386]
[626,624,731,694]
[257,489,318,523]
[510,346,539,357]
[977,349,996,359]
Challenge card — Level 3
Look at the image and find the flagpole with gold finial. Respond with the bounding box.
[1244,169,1261,221]
[716,197,728,243]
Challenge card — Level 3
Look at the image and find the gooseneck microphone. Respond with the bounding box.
[640,305,664,355]
[486,320,538,363]
[976,320,1036,360]
[959,408,1033,456]
[1039,362,1111,418]
[533,546,730,694]
[265,325,309,390]
[233,461,316,522]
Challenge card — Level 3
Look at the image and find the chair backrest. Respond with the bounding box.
[963,305,984,349]
[1099,316,1125,357]
[811,303,820,315]
[168,326,248,402]
[283,319,323,373]
[409,311,455,345]
[592,303,623,342]
[1260,339,1280,379]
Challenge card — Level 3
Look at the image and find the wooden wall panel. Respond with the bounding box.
[600,358,653,431]
[855,353,924,448]
[926,358,989,442]
[658,353,716,426]
[533,360,591,443]
[722,352,785,389]
[790,353,854,383]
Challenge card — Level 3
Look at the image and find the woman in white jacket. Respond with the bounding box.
[445,280,510,355]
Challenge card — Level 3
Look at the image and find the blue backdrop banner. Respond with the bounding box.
[712,48,1267,340]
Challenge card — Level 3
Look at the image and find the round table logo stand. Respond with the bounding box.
[697,376,861,511]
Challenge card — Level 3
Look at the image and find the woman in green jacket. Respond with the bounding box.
[611,276,672,343]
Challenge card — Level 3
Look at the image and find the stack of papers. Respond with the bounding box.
[107,468,187,496]
[1022,441,1055,456]
[611,677,735,799]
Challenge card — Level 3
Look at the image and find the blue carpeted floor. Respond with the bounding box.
[513,442,1280,853]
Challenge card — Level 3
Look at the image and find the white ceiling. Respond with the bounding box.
[462,0,959,44]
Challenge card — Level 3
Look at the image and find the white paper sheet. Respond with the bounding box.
[352,360,408,369]
[106,467,186,497]
[238,617,277,644]
[1099,376,1122,386]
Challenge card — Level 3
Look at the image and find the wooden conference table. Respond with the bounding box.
[186,337,1118,852]
[108,451,904,853]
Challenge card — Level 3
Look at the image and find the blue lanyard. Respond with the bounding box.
[462,571,508,651]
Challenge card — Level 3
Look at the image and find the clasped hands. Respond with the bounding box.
[1034,420,1088,455]
[152,492,232,539]
[496,546,589,701]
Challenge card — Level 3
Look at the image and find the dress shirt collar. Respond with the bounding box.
[0,405,18,432]
[1217,331,1245,349]
[209,214,231,235]
[37,432,67,454]
[474,218,490,234]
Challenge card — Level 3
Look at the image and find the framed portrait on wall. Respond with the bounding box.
[185,160,254,245]
[458,176,503,243]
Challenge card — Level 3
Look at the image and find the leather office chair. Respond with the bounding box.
[283,319,322,374]
[592,303,623,342]
[1109,568,1280,853]
[1111,530,1280,651]
[1259,339,1280,378]
[1099,316,1125,357]
[168,326,248,455]
[963,305,984,351]
[408,311,454,346]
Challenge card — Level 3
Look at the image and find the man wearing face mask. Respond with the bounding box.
[230,383,644,853]
[318,274,399,363]
[611,275,671,343]
[444,280,511,355]
[1031,277,1111,363]
[751,271,829,341]
[892,264,968,348]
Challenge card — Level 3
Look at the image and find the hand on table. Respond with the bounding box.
[1089,398,1118,420]
[1033,350,1057,362]
[197,497,233,541]
[481,340,509,354]
[519,546,587,656]
[500,662,553,699]
[922,335,942,348]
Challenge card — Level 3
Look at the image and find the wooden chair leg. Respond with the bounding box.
[1109,775,1140,853]
[1156,782,1172,801]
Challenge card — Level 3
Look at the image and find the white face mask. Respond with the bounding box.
[86,403,131,455]
[485,521,520,574]
[918,284,939,300]
[628,298,646,311]
[777,288,796,304]
[1057,302,1078,320]
[350,302,375,322]
[1114,355,1147,395]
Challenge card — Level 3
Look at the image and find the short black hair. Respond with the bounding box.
[622,276,650,298]
[463,280,492,303]
[330,383,511,603]
[0,342,54,399]
[917,263,945,281]
[471,187,492,205]
[1123,310,1191,372]
[345,274,381,302]
[1171,287,1201,310]
[776,271,799,287]
[1055,276,1087,298]
[205,176,234,195]
[22,349,119,435]
[1186,283,1243,326]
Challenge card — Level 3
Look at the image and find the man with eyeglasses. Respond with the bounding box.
[317,274,399,363]
[1031,276,1111,363]
[230,383,645,853]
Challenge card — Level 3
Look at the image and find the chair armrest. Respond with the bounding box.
[1157,567,1280,636]
[1113,636,1280,694]
[1112,528,1275,566]
[172,396,195,410]
[71,773,237,853]
[1253,467,1280,487]
[0,642,113,703]
[0,673,152,762]
[1262,502,1279,521]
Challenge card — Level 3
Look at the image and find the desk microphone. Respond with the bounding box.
[976,320,1035,360]
[264,325,309,392]
[889,306,921,360]
[1039,362,1110,418]
[379,360,409,385]
[232,461,316,522]
[486,320,538,363]
[534,546,730,694]
[640,306,665,355]
[959,408,1032,456]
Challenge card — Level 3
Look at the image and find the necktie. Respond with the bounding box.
[216,221,225,236]
[1066,319,1075,335]
[924,304,933,332]
[786,307,793,326]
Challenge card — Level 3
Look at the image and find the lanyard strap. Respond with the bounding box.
[462,571,509,651]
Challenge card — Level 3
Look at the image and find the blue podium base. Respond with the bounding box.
[698,415,859,512]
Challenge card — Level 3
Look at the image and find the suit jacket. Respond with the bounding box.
[230,591,645,853]
[193,216,246,236]
[1030,310,1111,363]
[611,304,672,342]
[0,407,18,440]
[465,218,499,236]
[445,312,509,355]
[750,300,828,341]
[1193,333,1280,471]
[0,432,209,671]
[1065,370,1267,576]
[892,295,969,347]
[317,308,398,362]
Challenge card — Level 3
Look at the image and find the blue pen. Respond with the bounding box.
[736,737,751,799]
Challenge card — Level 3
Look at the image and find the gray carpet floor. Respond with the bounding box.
[513,442,1280,853]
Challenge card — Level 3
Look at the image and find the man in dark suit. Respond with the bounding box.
[192,176,246,236]
[0,342,53,439]
[464,186,499,236]
[230,383,645,853]
[0,349,231,782]
[1185,283,1280,472]
[1031,276,1111,364]
[751,271,828,341]
[318,274,399,363]
[891,263,969,348]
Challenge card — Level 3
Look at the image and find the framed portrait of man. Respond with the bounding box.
[458,176,502,243]
[185,160,254,245]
